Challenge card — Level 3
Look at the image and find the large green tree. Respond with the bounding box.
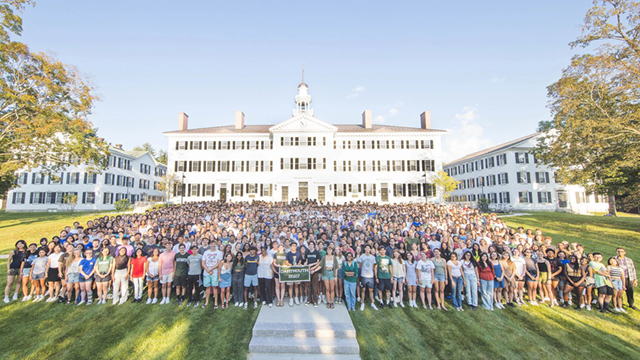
[0,1,108,195]
[535,0,640,215]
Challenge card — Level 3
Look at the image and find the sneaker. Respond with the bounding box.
[254,302,258,309]
[22,296,29,302]
[393,301,398,308]
[360,303,365,311]
[3,296,9,303]
[244,303,248,310]
[294,297,300,305]
[357,297,361,303]
[289,299,294,307]
[239,302,244,308]
[620,307,628,313]
[388,302,393,309]
[77,300,85,305]
[186,301,192,307]
[586,305,592,311]
[262,301,266,305]
[269,303,273,308]
[371,303,379,311]
[12,293,18,301]
[152,298,158,304]
[399,301,405,308]
[457,307,461,312]
[86,300,93,305]
[45,297,55,303]
[568,300,573,306]
[614,308,621,313]
[146,298,151,304]
[530,301,538,306]
[194,301,199,307]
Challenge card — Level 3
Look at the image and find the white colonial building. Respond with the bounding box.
[443,133,609,214]
[6,146,167,212]
[164,81,446,204]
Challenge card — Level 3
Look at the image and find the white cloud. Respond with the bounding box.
[490,77,504,83]
[389,108,398,116]
[442,105,493,163]
[374,115,385,123]
[346,86,365,99]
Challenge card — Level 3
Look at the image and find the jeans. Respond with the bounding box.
[259,277,273,304]
[132,277,144,300]
[232,271,244,304]
[344,280,357,310]
[113,269,128,304]
[451,276,463,308]
[464,273,478,307]
[480,279,494,310]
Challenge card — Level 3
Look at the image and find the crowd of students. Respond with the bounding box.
[3,201,637,315]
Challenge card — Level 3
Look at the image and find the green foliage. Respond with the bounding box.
[156,149,167,165]
[477,196,490,213]
[432,170,459,202]
[59,193,77,213]
[0,1,108,195]
[114,198,132,212]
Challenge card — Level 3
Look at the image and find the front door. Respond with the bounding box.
[318,186,325,203]
[281,186,289,202]
[381,183,389,202]
[557,191,567,208]
[220,187,227,202]
[299,182,308,201]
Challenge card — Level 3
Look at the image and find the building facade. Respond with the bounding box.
[164,82,446,204]
[6,146,167,212]
[443,133,609,214]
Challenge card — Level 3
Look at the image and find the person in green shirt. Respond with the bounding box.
[94,247,114,304]
[374,246,393,309]
[590,252,613,313]
[173,244,190,306]
[342,252,359,311]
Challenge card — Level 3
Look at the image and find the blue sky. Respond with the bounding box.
[18,0,592,161]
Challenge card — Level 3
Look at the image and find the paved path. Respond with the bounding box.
[248,302,360,360]
[0,255,8,259]
[498,213,531,217]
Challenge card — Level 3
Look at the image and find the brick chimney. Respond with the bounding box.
[362,110,372,129]
[178,112,189,131]
[115,144,123,149]
[420,111,431,129]
[235,111,245,130]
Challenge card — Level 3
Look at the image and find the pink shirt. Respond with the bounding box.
[159,251,176,275]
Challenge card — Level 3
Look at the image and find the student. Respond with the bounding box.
[608,257,625,313]
[335,248,345,305]
[5,240,26,303]
[173,244,190,306]
[547,249,563,307]
[305,241,321,306]
[432,248,448,310]
[342,252,359,311]
[447,252,464,311]
[130,248,148,303]
[258,246,274,307]
[405,252,418,308]
[65,249,83,305]
[461,251,478,310]
[286,242,302,307]
[44,244,62,302]
[315,246,338,309]
[562,255,584,310]
[186,245,202,307]
[30,248,49,302]
[232,251,246,307]
[590,252,613,314]
[95,247,114,304]
[272,243,288,307]
[374,246,393,309]
[244,246,260,310]
[146,248,160,304]
[501,251,517,307]
[615,247,637,311]
[511,249,527,306]
[491,252,504,309]
[417,251,435,309]
[19,243,38,302]
[524,249,539,305]
[581,256,595,311]
[79,249,97,305]
[478,253,495,311]
[358,244,378,311]
[391,249,406,307]
[537,250,553,306]
[158,243,176,305]
[219,253,233,308]
[202,244,222,309]
[112,247,130,305]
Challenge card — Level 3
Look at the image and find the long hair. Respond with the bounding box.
[478,253,490,269]
[233,252,245,268]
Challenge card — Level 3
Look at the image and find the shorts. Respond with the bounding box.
[203,272,219,287]
[526,272,538,282]
[538,272,549,283]
[612,279,624,291]
[393,276,404,283]
[67,272,80,283]
[32,272,45,281]
[95,274,111,283]
[434,273,446,282]
[146,275,159,282]
[174,275,187,287]
[244,274,258,287]
[8,268,20,276]
[494,279,505,289]
[323,270,335,281]
[22,268,31,277]
[48,268,61,282]
[419,277,433,289]
[361,277,375,289]
[377,278,392,291]
[79,276,93,283]
[584,277,595,287]
[597,285,614,296]
[337,269,344,280]
[160,273,174,284]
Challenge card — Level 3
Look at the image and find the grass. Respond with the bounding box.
[1,211,640,359]
[350,212,640,360]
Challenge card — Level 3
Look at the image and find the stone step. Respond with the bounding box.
[252,321,357,338]
[248,353,361,360]
[249,336,360,355]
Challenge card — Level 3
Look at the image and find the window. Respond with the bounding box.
[488,193,497,203]
[176,161,186,172]
[334,184,346,197]
[261,184,272,197]
[394,160,403,172]
[575,192,588,203]
[537,191,552,203]
[12,192,26,204]
[234,161,243,172]
[498,173,509,185]
[364,184,376,196]
[247,183,258,194]
[516,172,531,184]
[515,152,529,164]
[205,161,215,172]
[408,160,418,172]
[233,184,243,196]
[535,172,550,184]
[66,172,80,185]
[32,173,45,185]
[17,173,28,185]
[219,161,229,172]
[394,184,404,197]
[486,157,495,168]
[177,141,187,150]
[486,175,497,186]
[409,184,419,197]
[220,141,229,150]
[205,184,214,196]
[496,153,507,166]
[84,173,97,184]
[518,191,533,203]
[103,192,113,204]
[82,192,95,204]
[204,141,214,150]
[104,173,114,185]
[190,184,199,196]
[499,192,510,204]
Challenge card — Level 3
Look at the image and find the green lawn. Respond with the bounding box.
[1,211,639,359]
[351,212,640,360]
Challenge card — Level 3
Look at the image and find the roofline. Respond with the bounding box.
[444,132,542,166]
[163,125,447,135]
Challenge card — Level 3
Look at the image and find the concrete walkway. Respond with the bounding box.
[498,213,531,217]
[248,302,360,360]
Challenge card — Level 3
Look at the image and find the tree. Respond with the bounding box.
[534,0,640,216]
[133,142,156,158]
[157,173,178,204]
[432,170,460,203]
[114,198,132,212]
[59,193,77,213]
[0,1,108,194]
[156,149,167,165]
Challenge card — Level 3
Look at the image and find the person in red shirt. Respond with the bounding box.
[477,253,495,311]
[129,249,148,303]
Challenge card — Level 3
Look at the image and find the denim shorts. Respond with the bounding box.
[67,272,80,283]
[612,279,624,291]
[244,274,258,287]
[393,276,404,283]
[434,273,446,282]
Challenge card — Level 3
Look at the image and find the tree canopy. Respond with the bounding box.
[0,0,108,194]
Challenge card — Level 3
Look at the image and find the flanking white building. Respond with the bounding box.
[443,133,609,214]
[164,81,446,204]
[6,145,167,212]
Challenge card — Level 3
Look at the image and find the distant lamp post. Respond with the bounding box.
[181,173,185,205]
[422,170,428,202]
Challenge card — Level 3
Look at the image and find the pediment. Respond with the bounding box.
[269,114,338,133]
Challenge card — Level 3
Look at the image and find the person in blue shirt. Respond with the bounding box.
[286,242,303,306]
[78,249,97,305]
